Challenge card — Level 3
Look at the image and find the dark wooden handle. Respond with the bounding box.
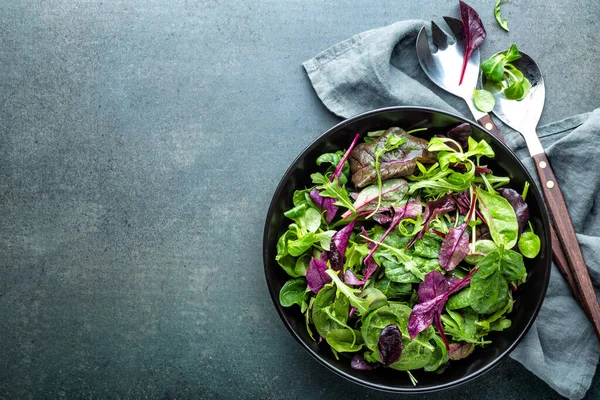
[550,224,586,310]
[533,152,600,340]
[477,114,505,142]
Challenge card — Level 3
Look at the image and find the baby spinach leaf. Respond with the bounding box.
[424,334,449,372]
[348,128,433,188]
[476,186,519,249]
[473,89,495,112]
[500,249,527,282]
[326,328,364,353]
[470,250,509,314]
[312,285,349,339]
[378,324,403,366]
[306,257,332,294]
[442,308,490,345]
[464,239,498,265]
[458,1,487,85]
[279,278,308,307]
[446,287,472,310]
[413,233,442,259]
[373,276,412,298]
[497,187,530,234]
[518,221,541,258]
[494,0,509,31]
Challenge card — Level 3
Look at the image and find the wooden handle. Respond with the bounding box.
[533,153,600,340]
[477,114,505,142]
[550,225,585,310]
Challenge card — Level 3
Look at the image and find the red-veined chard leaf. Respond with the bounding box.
[459,1,487,85]
[349,128,434,188]
[344,269,364,286]
[448,342,475,360]
[408,268,478,348]
[341,178,408,219]
[377,324,403,366]
[306,257,331,294]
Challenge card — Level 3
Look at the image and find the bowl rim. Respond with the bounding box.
[262,105,551,393]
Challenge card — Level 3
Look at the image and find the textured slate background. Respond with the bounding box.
[0,0,598,398]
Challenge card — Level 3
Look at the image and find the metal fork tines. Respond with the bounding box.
[416,17,484,120]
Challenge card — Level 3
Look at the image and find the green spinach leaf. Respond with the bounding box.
[279,278,308,307]
[470,250,509,314]
[476,186,519,249]
[326,329,364,353]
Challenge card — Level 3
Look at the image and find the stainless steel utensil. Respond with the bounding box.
[487,51,600,341]
[415,17,502,139]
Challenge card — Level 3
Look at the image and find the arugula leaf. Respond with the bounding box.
[494,0,509,31]
[311,173,356,212]
[473,89,495,112]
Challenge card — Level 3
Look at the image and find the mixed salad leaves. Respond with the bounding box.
[276,124,541,381]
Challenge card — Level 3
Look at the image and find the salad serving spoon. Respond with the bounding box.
[486,51,600,341]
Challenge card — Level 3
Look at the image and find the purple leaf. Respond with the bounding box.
[456,190,471,214]
[438,190,476,271]
[351,353,379,370]
[306,257,331,294]
[439,226,470,271]
[447,123,472,150]
[349,128,434,188]
[361,227,379,285]
[408,268,478,345]
[319,250,329,263]
[331,134,360,182]
[372,212,393,225]
[364,199,422,264]
[377,324,403,366]
[407,194,456,248]
[448,342,475,360]
[497,188,530,234]
[309,189,339,224]
[329,220,356,271]
[459,1,486,85]
[344,269,364,286]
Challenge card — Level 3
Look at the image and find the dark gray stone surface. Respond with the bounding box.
[0,0,598,398]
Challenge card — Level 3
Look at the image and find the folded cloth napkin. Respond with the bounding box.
[303,19,600,400]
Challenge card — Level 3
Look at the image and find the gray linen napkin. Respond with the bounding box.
[303,20,600,400]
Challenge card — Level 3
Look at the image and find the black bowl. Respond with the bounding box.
[263,106,551,393]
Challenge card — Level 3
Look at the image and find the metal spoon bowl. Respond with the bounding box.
[484,52,545,154]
